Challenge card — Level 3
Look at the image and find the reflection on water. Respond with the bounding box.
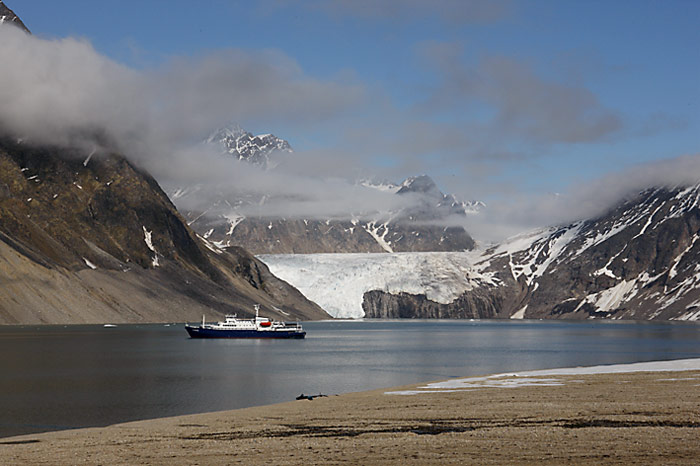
[0,319,698,438]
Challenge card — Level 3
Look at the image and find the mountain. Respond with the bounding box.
[0,136,328,324]
[174,125,479,254]
[359,184,700,321]
[0,1,29,33]
[204,123,292,169]
[0,7,326,324]
[182,175,478,254]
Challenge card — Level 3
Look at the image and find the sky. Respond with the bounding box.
[3,0,700,240]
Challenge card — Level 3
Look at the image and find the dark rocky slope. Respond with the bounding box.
[0,137,328,324]
[363,184,700,321]
[184,174,477,254]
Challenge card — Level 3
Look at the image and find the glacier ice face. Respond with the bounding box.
[258,251,490,318]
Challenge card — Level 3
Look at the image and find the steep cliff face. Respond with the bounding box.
[362,288,508,319]
[0,137,328,323]
[359,250,528,319]
[362,184,700,321]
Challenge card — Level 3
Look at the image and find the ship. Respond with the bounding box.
[185,305,306,339]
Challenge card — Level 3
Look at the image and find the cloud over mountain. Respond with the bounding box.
[0,21,696,243]
[0,26,363,162]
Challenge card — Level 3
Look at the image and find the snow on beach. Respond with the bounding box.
[386,358,700,395]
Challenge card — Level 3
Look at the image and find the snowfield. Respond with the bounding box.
[258,252,490,318]
[386,358,700,395]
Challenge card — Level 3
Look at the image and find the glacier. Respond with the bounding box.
[258,184,700,321]
[258,251,490,318]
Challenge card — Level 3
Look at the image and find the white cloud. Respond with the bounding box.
[1,24,695,244]
[0,26,364,164]
[463,153,700,242]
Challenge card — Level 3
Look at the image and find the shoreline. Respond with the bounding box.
[2,359,699,465]
[3,317,700,326]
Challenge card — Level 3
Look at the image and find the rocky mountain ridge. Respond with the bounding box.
[202,174,478,254]
[361,183,700,321]
[204,123,292,169]
[0,1,29,33]
[174,124,479,254]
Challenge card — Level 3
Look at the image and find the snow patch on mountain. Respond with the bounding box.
[478,223,583,285]
[142,226,160,267]
[364,221,394,253]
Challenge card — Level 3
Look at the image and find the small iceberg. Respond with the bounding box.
[103,324,117,328]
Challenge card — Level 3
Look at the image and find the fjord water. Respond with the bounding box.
[1,320,699,438]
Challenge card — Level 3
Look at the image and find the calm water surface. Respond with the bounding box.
[1,319,699,438]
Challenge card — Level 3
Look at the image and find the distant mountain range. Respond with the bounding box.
[178,123,700,322]
[172,124,480,254]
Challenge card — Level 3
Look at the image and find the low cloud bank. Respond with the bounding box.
[1,25,696,243]
[165,145,415,220]
[0,26,363,164]
[465,153,700,242]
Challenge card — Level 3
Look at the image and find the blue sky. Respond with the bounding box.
[9,0,700,231]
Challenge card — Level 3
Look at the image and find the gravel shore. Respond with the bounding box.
[2,369,699,465]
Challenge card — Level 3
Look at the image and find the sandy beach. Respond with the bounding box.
[1,364,699,465]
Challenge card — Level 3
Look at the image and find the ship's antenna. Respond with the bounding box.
[254,304,260,321]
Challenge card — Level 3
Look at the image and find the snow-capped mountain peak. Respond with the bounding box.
[0,1,30,33]
[393,174,484,218]
[204,123,292,168]
[397,174,441,197]
[471,182,700,320]
[448,196,485,215]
